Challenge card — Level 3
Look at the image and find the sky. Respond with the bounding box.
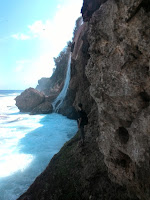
[0,0,83,90]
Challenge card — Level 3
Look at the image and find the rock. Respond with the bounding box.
[85,0,150,199]
[30,102,53,115]
[36,48,70,96]
[45,95,58,103]
[57,23,93,118]
[59,105,78,120]
[18,108,138,200]
[36,78,51,95]
[15,88,45,112]
[17,0,150,199]
[81,0,108,21]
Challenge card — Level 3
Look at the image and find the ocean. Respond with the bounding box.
[0,90,78,200]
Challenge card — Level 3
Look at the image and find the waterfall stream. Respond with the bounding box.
[52,52,72,112]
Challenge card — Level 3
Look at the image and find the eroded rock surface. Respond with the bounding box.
[17,0,150,199]
[30,102,53,115]
[81,0,108,21]
[15,88,45,112]
[85,0,150,199]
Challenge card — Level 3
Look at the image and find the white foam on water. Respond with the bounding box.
[0,91,78,200]
[0,154,34,177]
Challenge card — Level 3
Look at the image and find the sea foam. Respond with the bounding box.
[0,91,77,200]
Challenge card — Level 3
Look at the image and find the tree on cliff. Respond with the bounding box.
[52,44,71,86]
[36,16,82,96]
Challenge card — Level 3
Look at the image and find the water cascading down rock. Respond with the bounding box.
[52,52,72,112]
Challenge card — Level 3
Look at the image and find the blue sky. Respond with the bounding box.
[0,0,83,90]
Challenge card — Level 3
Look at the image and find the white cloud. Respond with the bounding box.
[28,21,46,38]
[15,60,31,72]
[15,65,24,72]
[14,56,54,88]
[11,33,31,40]
[12,0,82,52]
[30,54,54,79]
[24,0,82,55]
[12,0,83,88]
[16,60,31,65]
[57,4,62,9]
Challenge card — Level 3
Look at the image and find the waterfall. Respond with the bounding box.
[52,52,72,112]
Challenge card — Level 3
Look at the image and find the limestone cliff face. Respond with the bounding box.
[58,23,94,118]
[18,0,150,199]
[84,0,150,199]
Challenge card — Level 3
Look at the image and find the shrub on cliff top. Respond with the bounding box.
[51,45,71,85]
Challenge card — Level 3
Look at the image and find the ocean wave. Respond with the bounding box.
[0,115,9,120]
[0,115,23,124]
[7,117,23,123]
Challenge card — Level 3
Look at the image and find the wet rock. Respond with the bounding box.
[30,102,53,115]
[15,88,45,112]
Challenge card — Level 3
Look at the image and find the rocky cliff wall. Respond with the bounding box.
[58,23,95,118]
[36,47,70,96]
[84,0,150,199]
[18,0,150,199]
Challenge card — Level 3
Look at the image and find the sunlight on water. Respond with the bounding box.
[0,114,42,177]
[0,154,33,177]
[0,113,44,178]
[0,95,16,114]
[0,91,45,179]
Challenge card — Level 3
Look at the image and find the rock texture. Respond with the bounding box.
[15,88,45,112]
[81,0,108,21]
[18,128,138,200]
[58,22,93,119]
[84,0,150,199]
[18,0,150,199]
[15,88,53,115]
[30,102,53,115]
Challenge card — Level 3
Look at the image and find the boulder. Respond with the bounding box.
[30,102,53,115]
[45,94,58,103]
[15,88,45,112]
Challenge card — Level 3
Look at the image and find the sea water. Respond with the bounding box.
[0,90,78,200]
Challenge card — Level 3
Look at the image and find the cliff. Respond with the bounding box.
[85,0,150,199]
[18,0,150,199]
[36,46,71,97]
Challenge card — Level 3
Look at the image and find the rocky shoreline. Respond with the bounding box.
[17,0,150,199]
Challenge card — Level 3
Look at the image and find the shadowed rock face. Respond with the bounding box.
[30,102,53,115]
[81,0,108,21]
[85,0,150,199]
[18,106,138,200]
